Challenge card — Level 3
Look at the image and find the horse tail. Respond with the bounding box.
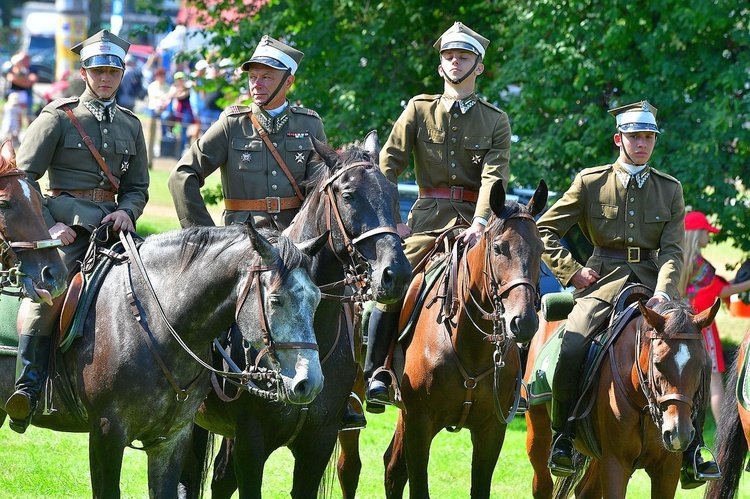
[552,451,590,499]
[317,436,340,499]
[705,356,748,499]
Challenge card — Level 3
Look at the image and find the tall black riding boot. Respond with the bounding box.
[363,308,399,413]
[548,399,575,477]
[5,334,52,434]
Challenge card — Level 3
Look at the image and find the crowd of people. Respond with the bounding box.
[4,22,750,495]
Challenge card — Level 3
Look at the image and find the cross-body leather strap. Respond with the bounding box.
[249,112,304,201]
[62,105,120,191]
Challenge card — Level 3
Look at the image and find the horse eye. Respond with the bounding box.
[0,200,8,209]
[269,294,282,306]
[342,192,354,201]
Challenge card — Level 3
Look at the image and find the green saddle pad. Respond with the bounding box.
[0,290,22,356]
[737,348,750,411]
[527,322,566,404]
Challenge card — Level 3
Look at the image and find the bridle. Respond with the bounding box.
[634,316,706,428]
[317,160,401,303]
[0,169,62,297]
[444,210,541,428]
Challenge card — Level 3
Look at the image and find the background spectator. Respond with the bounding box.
[116,54,147,111]
[1,92,23,147]
[5,52,38,126]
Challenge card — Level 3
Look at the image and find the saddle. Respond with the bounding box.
[527,284,653,459]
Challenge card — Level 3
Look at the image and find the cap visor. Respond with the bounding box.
[241,56,288,72]
[619,123,660,133]
[82,55,125,70]
[440,41,480,56]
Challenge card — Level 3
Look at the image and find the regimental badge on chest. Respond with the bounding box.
[241,151,253,163]
[295,152,305,163]
[471,154,482,164]
[121,157,130,173]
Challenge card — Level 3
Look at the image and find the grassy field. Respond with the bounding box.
[2,158,748,496]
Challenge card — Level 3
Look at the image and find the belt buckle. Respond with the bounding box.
[265,197,281,214]
[627,246,641,263]
[450,186,464,202]
[92,188,106,203]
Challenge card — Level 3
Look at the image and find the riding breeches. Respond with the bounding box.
[551,293,612,404]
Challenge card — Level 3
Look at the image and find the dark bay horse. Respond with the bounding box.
[186,131,411,498]
[0,140,66,303]
[383,179,548,498]
[525,299,719,498]
[0,223,325,497]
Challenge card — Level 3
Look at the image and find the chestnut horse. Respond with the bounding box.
[525,299,720,498]
[0,223,325,497]
[0,140,66,304]
[382,179,548,498]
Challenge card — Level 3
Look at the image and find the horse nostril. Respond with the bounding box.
[41,265,55,284]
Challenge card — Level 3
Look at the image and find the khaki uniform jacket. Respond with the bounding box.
[380,94,510,234]
[537,160,685,302]
[168,102,326,228]
[17,92,149,231]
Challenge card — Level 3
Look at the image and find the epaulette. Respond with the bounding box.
[116,105,138,119]
[225,105,252,116]
[412,94,442,103]
[579,164,612,177]
[51,96,79,108]
[289,106,321,119]
[649,167,680,184]
[477,98,503,113]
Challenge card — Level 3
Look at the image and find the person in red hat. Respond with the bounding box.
[680,211,750,428]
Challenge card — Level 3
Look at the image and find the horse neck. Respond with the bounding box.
[452,239,494,354]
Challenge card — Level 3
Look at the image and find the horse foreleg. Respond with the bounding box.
[469,423,506,499]
[88,423,127,499]
[337,429,362,499]
[145,424,195,499]
[178,424,211,499]
[211,437,240,499]
[525,404,553,499]
[384,410,408,498]
[402,408,437,499]
[230,435,266,499]
[575,459,602,499]
[289,425,340,499]
[596,456,632,499]
[644,455,681,499]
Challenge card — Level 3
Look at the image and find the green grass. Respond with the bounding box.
[0,407,743,497]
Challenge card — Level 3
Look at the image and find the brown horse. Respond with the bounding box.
[0,140,67,304]
[525,298,720,498]
[382,179,548,498]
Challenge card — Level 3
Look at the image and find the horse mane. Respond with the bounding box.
[302,144,378,204]
[647,300,695,338]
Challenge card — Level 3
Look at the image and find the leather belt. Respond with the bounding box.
[418,187,479,203]
[224,197,302,214]
[49,188,116,203]
[593,246,658,263]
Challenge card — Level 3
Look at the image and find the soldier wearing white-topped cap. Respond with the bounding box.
[6,29,149,434]
[364,22,512,412]
[537,100,717,485]
[168,35,326,231]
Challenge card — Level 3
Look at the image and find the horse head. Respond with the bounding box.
[0,140,67,304]
[470,179,547,343]
[288,132,410,304]
[239,223,324,404]
[636,299,720,452]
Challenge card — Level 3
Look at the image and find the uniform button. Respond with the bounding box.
[627,237,634,243]
[103,143,108,149]
[474,144,480,148]
[102,129,108,134]
[655,216,660,220]
[99,181,104,186]
[629,197,635,202]
[629,223,634,228]
[451,137,457,143]
[125,149,129,154]
[453,113,459,118]
[452,126,457,131]
[450,150,455,156]
[451,174,457,180]
[77,143,82,148]
[451,162,456,167]
[245,144,250,149]
[271,185,278,190]
[271,170,277,176]
[298,145,303,150]
[629,210,635,216]
[273,215,279,220]
[273,142,278,147]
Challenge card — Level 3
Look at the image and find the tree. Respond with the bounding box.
[189,0,750,254]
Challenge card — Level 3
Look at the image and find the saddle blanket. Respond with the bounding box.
[526,322,565,404]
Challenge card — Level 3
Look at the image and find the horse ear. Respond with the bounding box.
[638,300,666,331]
[296,231,329,258]
[311,136,339,168]
[245,221,278,263]
[693,298,722,330]
[527,180,548,218]
[363,130,380,158]
[0,140,15,165]
[489,180,506,218]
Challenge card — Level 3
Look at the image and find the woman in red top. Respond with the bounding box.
[680,211,750,423]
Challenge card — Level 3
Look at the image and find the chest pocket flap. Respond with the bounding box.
[463,135,491,151]
[284,138,312,152]
[591,203,618,220]
[231,138,263,152]
[644,209,671,223]
[417,127,445,144]
[114,139,137,156]
[64,132,100,150]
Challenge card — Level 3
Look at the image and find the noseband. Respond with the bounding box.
[318,160,400,302]
[0,169,62,296]
[634,318,705,427]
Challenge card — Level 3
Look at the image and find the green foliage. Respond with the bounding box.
[185,0,750,252]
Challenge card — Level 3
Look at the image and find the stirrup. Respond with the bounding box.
[339,393,367,432]
[547,434,575,478]
[686,445,721,481]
